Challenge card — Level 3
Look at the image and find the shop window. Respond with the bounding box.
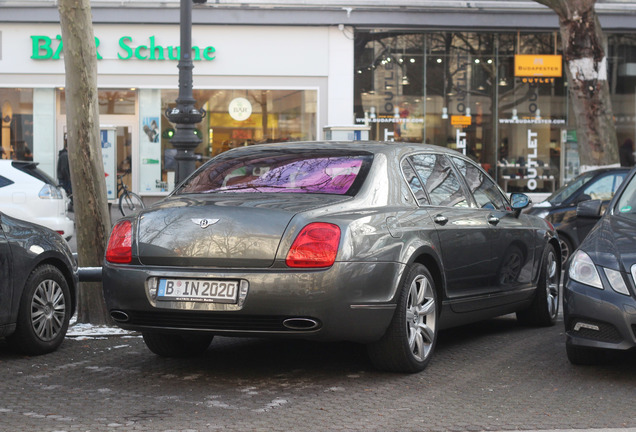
[152,89,317,193]
[0,88,34,161]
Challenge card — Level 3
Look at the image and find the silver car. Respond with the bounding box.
[102,141,560,373]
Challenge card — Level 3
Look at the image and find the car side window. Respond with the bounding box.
[0,176,14,188]
[409,154,469,207]
[451,157,508,210]
[583,173,626,201]
[401,159,429,205]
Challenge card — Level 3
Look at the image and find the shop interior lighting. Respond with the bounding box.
[436,58,443,63]
[512,108,518,121]
[402,75,410,86]
[442,107,448,119]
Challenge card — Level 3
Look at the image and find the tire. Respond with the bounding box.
[566,342,609,365]
[8,264,72,355]
[559,235,574,265]
[367,264,438,373]
[142,332,213,357]
[118,191,144,217]
[517,244,560,327]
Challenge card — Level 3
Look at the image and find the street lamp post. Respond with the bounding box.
[166,0,207,185]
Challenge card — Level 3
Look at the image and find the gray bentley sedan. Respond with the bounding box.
[102,141,561,373]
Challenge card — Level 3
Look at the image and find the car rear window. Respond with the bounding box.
[11,161,58,186]
[176,149,374,196]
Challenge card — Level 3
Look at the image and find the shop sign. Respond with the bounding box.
[30,35,216,61]
[526,129,539,191]
[456,129,466,155]
[228,98,252,121]
[451,115,471,126]
[514,55,562,77]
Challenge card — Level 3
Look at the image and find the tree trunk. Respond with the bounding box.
[58,0,113,324]
[535,0,618,169]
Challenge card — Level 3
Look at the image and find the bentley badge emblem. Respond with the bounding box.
[191,218,219,229]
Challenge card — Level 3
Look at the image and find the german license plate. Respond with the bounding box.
[157,278,239,303]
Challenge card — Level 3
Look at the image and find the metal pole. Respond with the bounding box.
[166,0,206,185]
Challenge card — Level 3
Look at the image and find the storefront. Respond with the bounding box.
[0,23,353,198]
[353,30,636,194]
[3,1,636,200]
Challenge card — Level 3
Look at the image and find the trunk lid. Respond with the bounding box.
[136,194,348,267]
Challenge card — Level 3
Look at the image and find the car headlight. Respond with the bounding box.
[569,250,603,289]
[603,268,630,296]
[38,184,63,199]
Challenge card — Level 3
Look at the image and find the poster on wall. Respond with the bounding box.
[101,128,117,199]
[139,91,167,194]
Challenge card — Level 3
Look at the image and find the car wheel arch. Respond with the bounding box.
[26,256,77,317]
[406,247,445,306]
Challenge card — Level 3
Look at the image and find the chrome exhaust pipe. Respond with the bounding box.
[282,318,320,331]
[110,310,130,323]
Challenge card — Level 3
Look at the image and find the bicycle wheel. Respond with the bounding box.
[118,191,145,217]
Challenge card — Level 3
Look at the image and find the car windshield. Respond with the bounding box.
[615,174,636,220]
[175,149,374,196]
[546,171,597,205]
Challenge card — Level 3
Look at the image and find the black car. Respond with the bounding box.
[526,167,629,262]
[102,141,561,373]
[0,212,78,354]
[564,166,636,364]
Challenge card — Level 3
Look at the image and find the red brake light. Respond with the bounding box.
[106,220,132,264]
[286,222,341,268]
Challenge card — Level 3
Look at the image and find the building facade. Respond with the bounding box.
[2,0,636,199]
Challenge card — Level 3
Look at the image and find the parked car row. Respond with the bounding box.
[2,144,634,370]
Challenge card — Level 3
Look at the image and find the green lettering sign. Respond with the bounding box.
[31,34,215,62]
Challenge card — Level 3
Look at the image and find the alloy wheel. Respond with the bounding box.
[405,274,437,362]
[31,279,67,341]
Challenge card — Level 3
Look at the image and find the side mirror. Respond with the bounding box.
[510,192,530,210]
[575,193,592,204]
[577,199,603,219]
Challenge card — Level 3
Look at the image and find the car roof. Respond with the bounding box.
[227,140,464,159]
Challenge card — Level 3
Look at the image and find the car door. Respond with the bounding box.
[574,171,627,243]
[406,153,496,303]
[450,157,536,299]
[0,213,13,327]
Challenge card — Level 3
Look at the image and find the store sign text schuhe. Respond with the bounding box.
[30,35,216,61]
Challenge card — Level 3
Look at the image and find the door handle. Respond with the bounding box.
[487,214,500,225]
[433,214,448,225]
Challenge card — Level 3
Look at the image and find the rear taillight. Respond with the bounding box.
[106,220,132,264]
[286,222,341,268]
[38,184,63,199]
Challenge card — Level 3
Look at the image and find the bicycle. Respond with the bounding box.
[117,172,145,217]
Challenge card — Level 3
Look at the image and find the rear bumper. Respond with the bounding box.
[40,215,75,240]
[563,279,636,351]
[103,261,406,343]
